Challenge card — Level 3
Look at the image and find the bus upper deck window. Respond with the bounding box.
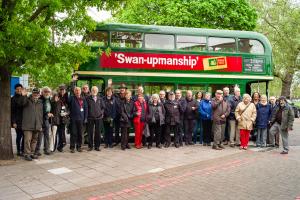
[238,39,265,54]
[177,35,207,51]
[85,31,108,46]
[145,34,175,50]
[111,32,143,48]
[208,37,236,52]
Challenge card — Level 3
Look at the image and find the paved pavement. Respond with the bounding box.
[1,119,299,200]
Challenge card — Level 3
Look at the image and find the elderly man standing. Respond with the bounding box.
[228,87,242,147]
[35,86,53,156]
[184,90,198,145]
[17,88,43,161]
[86,86,104,151]
[69,87,88,153]
[211,90,230,150]
[269,96,294,154]
[175,89,187,146]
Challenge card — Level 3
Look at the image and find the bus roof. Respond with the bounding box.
[95,23,271,50]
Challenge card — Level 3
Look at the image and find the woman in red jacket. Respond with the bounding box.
[133,94,148,149]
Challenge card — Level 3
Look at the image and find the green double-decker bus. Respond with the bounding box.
[76,23,273,95]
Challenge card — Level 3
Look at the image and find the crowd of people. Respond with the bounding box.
[11,80,295,161]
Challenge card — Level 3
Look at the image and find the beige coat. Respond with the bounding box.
[235,102,257,130]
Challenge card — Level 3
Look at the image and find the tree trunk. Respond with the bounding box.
[0,66,14,160]
[281,72,293,99]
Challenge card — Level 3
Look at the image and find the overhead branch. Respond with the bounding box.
[28,4,49,22]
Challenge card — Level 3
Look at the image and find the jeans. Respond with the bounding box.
[193,119,203,144]
[256,128,267,147]
[15,128,24,153]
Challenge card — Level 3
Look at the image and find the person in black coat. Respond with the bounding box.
[103,87,117,148]
[114,83,127,146]
[49,93,62,152]
[86,86,104,151]
[147,94,165,149]
[164,91,181,148]
[68,87,88,153]
[120,90,134,150]
[183,90,198,145]
[175,89,187,146]
[57,84,69,152]
[11,83,25,156]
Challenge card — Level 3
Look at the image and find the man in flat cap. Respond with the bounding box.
[269,96,294,154]
[211,90,230,150]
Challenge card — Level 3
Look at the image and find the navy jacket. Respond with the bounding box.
[256,103,272,128]
[228,95,242,120]
[68,95,88,121]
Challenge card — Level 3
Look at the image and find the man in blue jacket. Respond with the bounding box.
[68,87,88,153]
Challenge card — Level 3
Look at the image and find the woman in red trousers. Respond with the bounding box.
[133,94,148,149]
[235,94,257,150]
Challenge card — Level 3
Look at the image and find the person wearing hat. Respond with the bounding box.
[269,96,294,154]
[164,91,181,148]
[211,90,230,150]
[114,83,128,146]
[11,83,25,156]
[16,88,43,161]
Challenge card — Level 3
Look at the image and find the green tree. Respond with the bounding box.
[0,0,123,160]
[116,0,257,30]
[250,0,300,98]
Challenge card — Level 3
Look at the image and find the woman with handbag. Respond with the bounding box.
[120,90,134,150]
[147,94,165,149]
[235,94,257,150]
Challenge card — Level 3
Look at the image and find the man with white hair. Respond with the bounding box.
[86,86,104,151]
[228,86,242,147]
[35,86,53,156]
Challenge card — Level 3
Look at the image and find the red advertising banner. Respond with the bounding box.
[100,52,242,72]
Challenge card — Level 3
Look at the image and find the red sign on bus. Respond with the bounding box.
[100,52,242,72]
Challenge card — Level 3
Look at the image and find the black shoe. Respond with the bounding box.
[70,149,75,153]
[164,143,170,148]
[156,144,162,149]
[95,147,100,151]
[24,155,32,161]
[87,147,93,151]
[121,147,126,151]
[212,145,222,150]
[35,152,42,156]
[147,144,152,149]
[179,142,183,147]
[113,142,120,147]
[31,154,38,159]
[126,145,131,149]
[57,148,63,152]
[218,144,225,149]
[203,143,207,146]
[280,151,288,154]
[175,143,180,148]
[77,148,82,152]
[44,151,52,155]
[188,142,194,145]
[104,144,108,148]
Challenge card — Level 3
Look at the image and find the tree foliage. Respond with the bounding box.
[250,0,300,97]
[0,0,124,159]
[116,0,257,30]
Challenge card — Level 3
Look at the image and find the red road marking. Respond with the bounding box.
[86,157,257,200]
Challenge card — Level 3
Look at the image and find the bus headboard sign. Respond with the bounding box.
[244,58,264,73]
[100,52,243,72]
